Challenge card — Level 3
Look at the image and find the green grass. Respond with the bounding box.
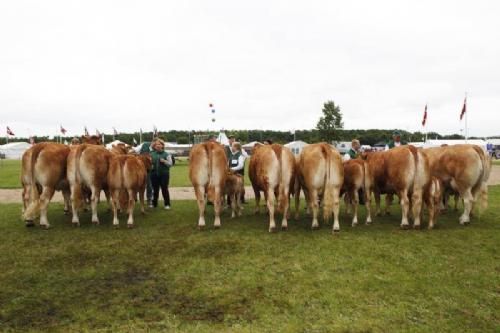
[0,188,499,332]
[492,159,500,165]
[0,160,21,189]
[0,158,251,189]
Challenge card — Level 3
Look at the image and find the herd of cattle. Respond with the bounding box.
[190,141,491,232]
[19,136,491,233]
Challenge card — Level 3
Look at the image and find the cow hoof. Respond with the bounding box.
[127,224,134,229]
[332,229,340,234]
[365,221,372,226]
[413,224,421,230]
[63,209,70,215]
[462,221,470,226]
[269,227,277,233]
[72,222,80,228]
[281,226,288,231]
[25,220,35,227]
[428,225,434,230]
[400,224,410,230]
[198,225,205,231]
[41,224,50,230]
[214,225,221,230]
[92,221,100,226]
[385,211,391,216]
[311,225,320,231]
[351,223,358,227]
[113,224,119,229]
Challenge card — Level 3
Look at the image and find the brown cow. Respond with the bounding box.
[296,143,343,232]
[422,176,443,229]
[67,144,114,226]
[189,142,228,229]
[22,143,71,228]
[342,159,371,226]
[107,153,152,228]
[249,144,295,232]
[423,144,489,225]
[224,172,244,218]
[364,145,429,229]
[81,135,102,145]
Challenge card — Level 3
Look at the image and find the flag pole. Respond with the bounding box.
[425,102,428,143]
[464,92,468,143]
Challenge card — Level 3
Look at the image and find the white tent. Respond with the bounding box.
[285,140,308,155]
[217,132,229,146]
[0,142,32,159]
[424,139,487,151]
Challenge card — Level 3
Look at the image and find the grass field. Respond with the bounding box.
[0,158,251,189]
[0,160,22,188]
[0,187,498,332]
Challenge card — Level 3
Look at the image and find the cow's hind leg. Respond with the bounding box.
[459,188,473,225]
[332,186,341,233]
[267,188,276,232]
[399,190,410,229]
[127,189,135,228]
[411,189,423,229]
[111,190,120,227]
[62,189,71,215]
[253,186,261,215]
[195,185,206,229]
[310,189,320,230]
[90,186,101,225]
[375,191,382,216]
[351,190,359,227]
[39,187,55,229]
[213,187,222,228]
[365,188,373,225]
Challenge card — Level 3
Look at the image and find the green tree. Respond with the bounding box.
[316,101,344,142]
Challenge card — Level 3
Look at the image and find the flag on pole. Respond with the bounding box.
[60,125,67,135]
[96,129,101,136]
[133,137,137,145]
[153,126,158,138]
[421,104,428,126]
[460,97,467,120]
[84,126,89,136]
[6,126,14,136]
[113,127,118,136]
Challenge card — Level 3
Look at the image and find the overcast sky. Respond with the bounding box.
[1,0,499,138]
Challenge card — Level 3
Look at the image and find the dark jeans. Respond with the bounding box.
[146,171,153,203]
[151,172,170,207]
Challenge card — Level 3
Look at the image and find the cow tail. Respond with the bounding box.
[205,143,215,202]
[23,143,46,220]
[73,144,88,209]
[273,145,286,212]
[321,143,334,221]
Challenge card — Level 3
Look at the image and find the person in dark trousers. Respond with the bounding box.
[150,139,173,210]
[140,141,154,207]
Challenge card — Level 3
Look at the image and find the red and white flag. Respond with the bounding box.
[6,126,14,136]
[460,97,467,120]
[60,125,67,135]
[84,126,89,136]
[422,104,428,126]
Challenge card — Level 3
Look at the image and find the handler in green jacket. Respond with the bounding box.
[385,131,407,150]
[150,139,173,210]
[344,139,361,161]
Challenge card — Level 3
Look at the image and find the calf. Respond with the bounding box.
[342,159,371,226]
[296,143,343,232]
[107,153,152,228]
[189,142,228,229]
[224,172,244,218]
